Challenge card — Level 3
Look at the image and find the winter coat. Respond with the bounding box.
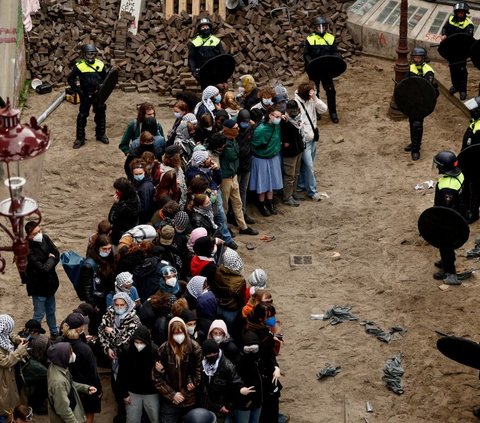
[25,234,60,297]
[47,363,89,423]
[236,126,253,174]
[77,257,114,306]
[133,177,156,224]
[294,92,327,142]
[0,344,28,417]
[117,326,158,397]
[119,119,165,155]
[132,256,165,303]
[98,309,140,354]
[235,352,267,410]
[213,265,246,311]
[154,339,202,408]
[220,138,240,178]
[280,119,305,157]
[186,165,223,191]
[251,122,281,159]
[198,354,243,413]
[108,196,140,245]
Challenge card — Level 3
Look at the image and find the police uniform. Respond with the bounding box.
[188,34,225,89]
[441,14,474,97]
[461,115,480,222]
[406,62,437,159]
[304,32,338,121]
[67,57,108,146]
[434,170,465,278]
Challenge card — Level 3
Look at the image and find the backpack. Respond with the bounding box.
[60,250,98,298]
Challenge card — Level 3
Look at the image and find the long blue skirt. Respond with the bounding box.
[249,154,283,194]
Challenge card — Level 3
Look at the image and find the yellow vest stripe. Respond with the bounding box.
[448,16,473,29]
[437,173,464,190]
[409,63,434,77]
[191,35,221,47]
[306,33,335,46]
[76,59,104,73]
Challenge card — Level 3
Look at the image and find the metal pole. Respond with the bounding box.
[388,0,409,119]
[36,92,66,125]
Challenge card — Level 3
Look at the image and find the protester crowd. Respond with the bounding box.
[0,76,333,423]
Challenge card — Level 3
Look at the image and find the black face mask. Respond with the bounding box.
[206,354,219,364]
[199,28,212,37]
[140,144,154,153]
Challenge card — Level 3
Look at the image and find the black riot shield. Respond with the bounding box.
[306,55,347,81]
[438,33,475,63]
[198,54,236,87]
[458,144,480,180]
[470,39,480,70]
[418,206,469,250]
[95,67,118,107]
[437,336,480,370]
[393,76,437,120]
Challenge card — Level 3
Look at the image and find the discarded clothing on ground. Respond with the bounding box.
[361,320,406,343]
[316,364,342,380]
[383,353,404,395]
[322,305,358,325]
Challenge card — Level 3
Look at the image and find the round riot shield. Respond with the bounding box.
[418,206,469,249]
[458,143,480,180]
[393,76,437,120]
[198,54,235,86]
[470,39,480,70]
[438,33,475,63]
[437,336,480,370]
[95,67,118,107]
[306,55,347,81]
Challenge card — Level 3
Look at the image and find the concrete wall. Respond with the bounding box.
[348,0,480,62]
[0,0,25,107]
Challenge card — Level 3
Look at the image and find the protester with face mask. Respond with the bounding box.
[129,158,155,224]
[249,106,284,216]
[47,342,97,423]
[198,339,254,423]
[154,317,202,423]
[281,100,306,207]
[24,222,60,339]
[117,325,160,423]
[207,319,241,366]
[106,271,140,308]
[77,234,116,332]
[98,292,140,422]
[158,265,182,297]
[180,309,205,345]
[167,100,189,146]
[59,313,102,423]
[250,87,276,118]
[194,86,224,120]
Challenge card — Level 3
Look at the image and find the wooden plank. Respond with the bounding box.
[206,0,214,15]
[179,0,187,14]
[192,0,200,16]
[165,0,174,19]
[218,0,226,19]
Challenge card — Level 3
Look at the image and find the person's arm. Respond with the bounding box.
[67,66,80,92]
[467,23,474,36]
[188,42,199,76]
[153,347,177,401]
[313,95,328,114]
[77,263,95,304]
[46,235,60,264]
[119,121,135,155]
[303,40,312,65]
[424,71,435,85]
[29,247,56,273]
[49,380,81,423]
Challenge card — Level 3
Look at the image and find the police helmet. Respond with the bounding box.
[184,408,217,423]
[160,265,177,278]
[82,44,98,54]
[454,2,469,13]
[411,47,427,58]
[313,16,328,26]
[196,18,212,30]
[433,151,461,176]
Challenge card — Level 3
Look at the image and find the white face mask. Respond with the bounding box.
[32,232,43,243]
[187,325,196,336]
[262,98,273,106]
[165,277,177,287]
[134,342,146,352]
[69,353,76,363]
[213,335,224,344]
[174,112,182,119]
[173,333,185,345]
[99,250,110,258]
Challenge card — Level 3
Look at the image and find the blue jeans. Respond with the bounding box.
[234,407,262,423]
[214,189,233,243]
[297,140,317,197]
[32,295,58,335]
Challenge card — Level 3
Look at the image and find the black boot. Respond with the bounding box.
[404,144,412,152]
[325,83,338,123]
[266,200,277,215]
[73,113,87,149]
[409,118,423,162]
[257,201,271,217]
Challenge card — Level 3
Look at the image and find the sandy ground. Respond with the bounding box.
[2,55,480,422]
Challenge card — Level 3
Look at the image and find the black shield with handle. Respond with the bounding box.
[306,55,347,81]
[198,54,236,87]
[94,67,119,107]
[394,76,437,120]
[437,336,480,370]
[438,32,475,63]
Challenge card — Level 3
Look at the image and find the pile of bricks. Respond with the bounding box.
[26,0,362,95]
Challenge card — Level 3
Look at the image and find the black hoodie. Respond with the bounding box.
[117,325,158,397]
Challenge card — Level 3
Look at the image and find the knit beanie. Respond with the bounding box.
[174,211,190,233]
[247,268,267,288]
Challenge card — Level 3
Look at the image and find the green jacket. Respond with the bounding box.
[47,364,89,423]
[251,122,281,158]
[220,138,240,178]
[118,119,165,155]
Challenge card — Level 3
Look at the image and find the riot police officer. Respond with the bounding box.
[67,44,108,149]
[404,47,437,161]
[432,151,466,284]
[188,18,225,89]
[441,2,474,100]
[304,16,339,123]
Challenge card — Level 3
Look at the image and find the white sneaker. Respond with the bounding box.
[310,193,322,201]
